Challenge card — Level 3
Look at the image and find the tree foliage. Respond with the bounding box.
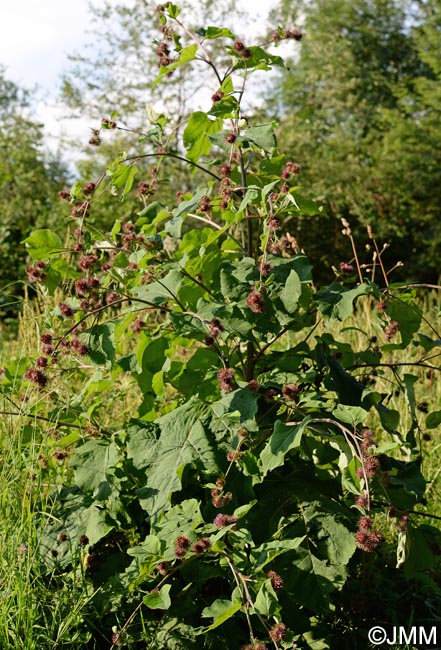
[269,0,441,283]
[0,69,67,318]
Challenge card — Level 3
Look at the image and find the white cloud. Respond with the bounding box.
[0,0,92,89]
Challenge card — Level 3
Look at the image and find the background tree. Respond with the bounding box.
[374,0,441,280]
[54,0,275,253]
[268,0,439,283]
[0,69,67,319]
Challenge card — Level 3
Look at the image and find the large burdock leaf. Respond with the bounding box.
[143,584,172,610]
[22,229,63,259]
[70,439,120,494]
[315,282,371,321]
[200,599,242,632]
[138,398,218,520]
[259,417,311,478]
[282,502,356,612]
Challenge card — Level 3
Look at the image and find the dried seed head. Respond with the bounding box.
[213,513,238,528]
[58,189,71,201]
[282,383,299,400]
[269,623,287,641]
[384,320,399,340]
[220,163,232,177]
[355,529,382,552]
[211,91,224,103]
[192,538,211,554]
[339,262,354,274]
[36,356,48,369]
[227,451,242,462]
[266,570,284,590]
[358,516,373,531]
[258,261,272,276]
[284,27,303,40]
[174,535,190,558]
[246,288,266,313]
[217,368,235,392]
[175,535,190,548]
[82,181,96,195]
[59,302,74,317]
[247,379,260,392]
[233,40,245,51]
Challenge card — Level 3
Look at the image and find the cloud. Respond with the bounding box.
[0,0,91,88]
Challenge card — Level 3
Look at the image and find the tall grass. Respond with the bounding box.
[0,290,439,648]
[0,300,97,649]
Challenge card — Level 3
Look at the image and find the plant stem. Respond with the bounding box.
[123,152,221,181]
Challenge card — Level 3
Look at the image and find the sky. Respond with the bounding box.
[0,0,279,160]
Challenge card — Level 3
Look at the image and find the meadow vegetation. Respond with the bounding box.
[0,2,440,649]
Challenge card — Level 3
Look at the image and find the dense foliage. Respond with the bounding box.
[0,69,67,319]
[270,0,441,283]
[1,5,441,649]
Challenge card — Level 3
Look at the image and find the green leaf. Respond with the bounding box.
[166,187,209,237]
[384,297,422,349]
[233,500,257,519]
[232,47,284,72]
[151,499,203,540]
[155,44,198,85]
[332,404,368,426]
[111,163,138,198]
[403,373,418,447]
[280,269,302,313]
[201,599,242,631]
[146,104,161,123]
[208,130,233,152]
[209,96,239,118]
[197,26,236,39]
[39,489,115,567]
[288,192,324,216]
[183,111,222,163]
[70,439,120,494]
[22,229,63,260]
[315,283,371,321]
[211,389,259,432]
[81,324,115,367]
[84,506,114,545]
[143,584,171,610]
[417,333,441,352]
[315,342,365,406]
[127,534,162,559]
[384,458,426,510]
[241,124,277,152]
[136,335,168,375]
[251,537,307,570]
[260,417,311,477]
[426,411,441,429]
[137,398,218,520]
[238,188,259,213]
[131,268,183,305]
[398,524,439,576]
[254,581,279,616]
[284,504,356,611]
[126,422,160,470]
[377,406,400,433]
